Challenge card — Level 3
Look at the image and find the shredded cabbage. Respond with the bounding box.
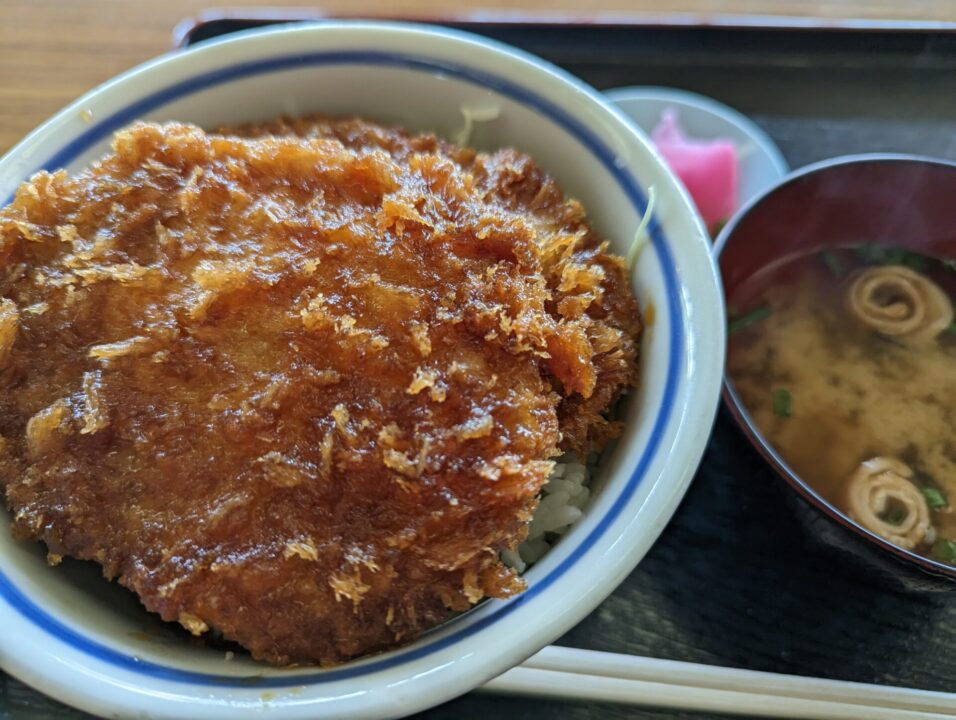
[453,105,501,146]
[627,185,657,271]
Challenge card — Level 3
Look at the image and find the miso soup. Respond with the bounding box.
[727,246,956,563]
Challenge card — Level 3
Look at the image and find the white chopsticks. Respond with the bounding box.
[480,645,956,719]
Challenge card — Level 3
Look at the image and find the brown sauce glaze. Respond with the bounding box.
[0,117,640,665]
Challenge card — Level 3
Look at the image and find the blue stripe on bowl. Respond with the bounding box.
[0,49,685,687]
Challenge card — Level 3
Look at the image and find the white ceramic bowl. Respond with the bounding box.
[0,21,724,719]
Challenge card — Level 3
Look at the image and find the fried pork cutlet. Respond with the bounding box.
[0,118,640,665]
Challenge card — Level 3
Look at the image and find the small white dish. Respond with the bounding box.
[0,22,725,720]
[606,86,789,213]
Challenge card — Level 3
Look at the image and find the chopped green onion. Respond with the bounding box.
[882,247,907,265]
[728,306,772,334]
[943,258,956,273]
[821,250,843,278]
[710,219,727,239]
[855,244,888,264]
[853,244,927,270]
[923,487,949,509]
[772,388,792,418]
[872,332,907,350]
[901,252,927,272]
[946,321,956,336]
[883,507,906,526]
[932,539,956,564]
[854,244,903,265]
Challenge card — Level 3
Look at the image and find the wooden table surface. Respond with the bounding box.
[2,0,956,155]
[4,3,956,720]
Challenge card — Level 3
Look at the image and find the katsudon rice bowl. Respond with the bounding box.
[0,21,724,720]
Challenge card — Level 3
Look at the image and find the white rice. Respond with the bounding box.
[501,456,591,573]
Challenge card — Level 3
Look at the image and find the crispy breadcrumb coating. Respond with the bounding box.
[0,118,640,665]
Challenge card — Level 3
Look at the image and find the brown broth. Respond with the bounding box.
[727,247,956,562]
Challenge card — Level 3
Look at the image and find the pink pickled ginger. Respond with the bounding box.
[651,109,738,230]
